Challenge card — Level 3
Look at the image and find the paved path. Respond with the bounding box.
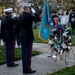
[0,42,75,75]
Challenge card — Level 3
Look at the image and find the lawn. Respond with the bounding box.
[49,65,75,75]
[0,46,41,65]
[0,27,43,65]
[33,27,75,45]
[0,27,42,65]
[33,28,45,43]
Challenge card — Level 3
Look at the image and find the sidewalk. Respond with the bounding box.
[0,43,75,75]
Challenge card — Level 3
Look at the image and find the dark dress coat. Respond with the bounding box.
[17,12,41,42]
[1,16,14,42]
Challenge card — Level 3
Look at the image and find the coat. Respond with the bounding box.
[17,12,40,42]
[1,16,15,41]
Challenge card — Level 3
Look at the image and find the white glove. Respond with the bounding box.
[31,8,36,13]
[13,13,17,18]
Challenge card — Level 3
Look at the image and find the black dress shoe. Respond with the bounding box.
[7,63,19,67]
[23,69,36,74]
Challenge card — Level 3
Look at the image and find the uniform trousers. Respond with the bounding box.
[21,41,32,73]
[5,40,14,65]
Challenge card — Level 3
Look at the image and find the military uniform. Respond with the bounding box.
[1,8,18,67]
[17,4,40,74]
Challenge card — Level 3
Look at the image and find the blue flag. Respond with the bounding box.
[39,0,50,42]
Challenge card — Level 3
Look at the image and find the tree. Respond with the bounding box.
[56,0,75,11]
[29,0,44,15]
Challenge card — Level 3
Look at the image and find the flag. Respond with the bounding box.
[38,0,50,42]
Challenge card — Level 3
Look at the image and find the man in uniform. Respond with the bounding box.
[1,8,18,67]
[17,3,41,74]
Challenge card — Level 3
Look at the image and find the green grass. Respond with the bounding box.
[33,28,75,45]
[0,46,6,65]
[68,23,75,46]
[48,65,75,75]
[0,46,41,65]
[71,36,75,46]
[33,28,44,43]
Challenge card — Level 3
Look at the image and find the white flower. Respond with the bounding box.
[68,43,72,45]
[69,36,71,39]
[68,46,71,50]
[54,36,57,40]
[63,32,67,37]
[62,43,67,49]
[48,40,53,44]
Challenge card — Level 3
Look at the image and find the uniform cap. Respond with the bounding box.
[22,3,31,7]
[4,8,13,13]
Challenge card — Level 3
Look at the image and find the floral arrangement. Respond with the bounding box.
[48,25,72,60]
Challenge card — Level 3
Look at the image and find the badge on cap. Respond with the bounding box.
[4,8,13,13]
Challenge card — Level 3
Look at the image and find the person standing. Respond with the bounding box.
[52,11,60,40]
[0,17,1,46]
[1,8,18,67]
[69,10,75,37]
[17,3,41,74]
[52,11,59,28]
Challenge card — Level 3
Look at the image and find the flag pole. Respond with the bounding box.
[47,0,50,22]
